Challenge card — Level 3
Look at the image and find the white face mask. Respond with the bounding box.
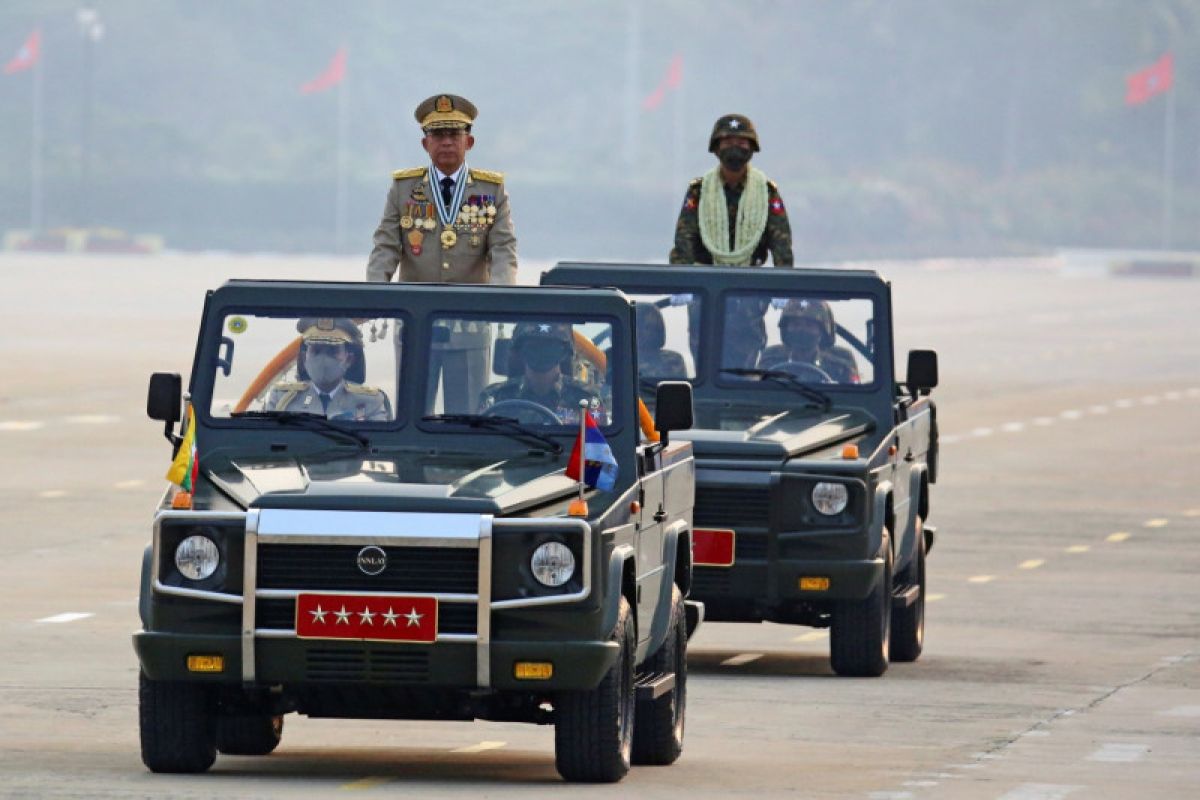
[305,350,345,388]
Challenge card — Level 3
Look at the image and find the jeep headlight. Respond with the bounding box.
[812,482,849,516]
[531,541,575,587]
[175,535,220,580]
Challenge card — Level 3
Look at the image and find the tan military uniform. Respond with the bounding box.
[367,166,517,285]
[264,381,391,422]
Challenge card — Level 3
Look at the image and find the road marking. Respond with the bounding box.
[1032,416,1055,426]
[967,575,995,584]
[721,653,763,667]
[38,490,67,499]
[1087,742,1149,763]
[902,780,939,787]
[114,479,145,489]
[1160,705,1200,717]
[1114,398,1134,409]
[1143,518,1168,528]
[867,793,913,800]
[1088,405,1109,414]
[452,740,506,754]
[998,785,1083,800]
[1059,409,1082,420]
[927,593,946,602]
[1001,422,1025,433]
[1185,508,1200,517]
[1164,390,1182,401]
[64,414,120,425]
[37,612,94,624]
[971,426,994,438]
[1140,395,1160,406]
[792,631,828,643]
[1106,532,1130,543]
[0,420,45,432]
[341,776,393,790]
[939,434,963,444]
[1065,545,1090,554]
[1019,559,1045,570]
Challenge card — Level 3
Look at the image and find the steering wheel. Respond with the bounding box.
[769,360,834,384]
[482,399,562,425]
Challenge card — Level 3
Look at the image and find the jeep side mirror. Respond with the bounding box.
[654,381,694,445]
[906,350,938,394]
[147,372,182,446]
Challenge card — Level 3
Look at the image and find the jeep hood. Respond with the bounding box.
[677,408,875,460]
[205,451,578,515]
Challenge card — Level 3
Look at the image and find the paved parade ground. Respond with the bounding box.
[1,254,1197,799]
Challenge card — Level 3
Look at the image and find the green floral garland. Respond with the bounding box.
[697,165,768,265]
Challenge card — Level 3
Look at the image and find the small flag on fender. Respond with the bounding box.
[565,412,618,491]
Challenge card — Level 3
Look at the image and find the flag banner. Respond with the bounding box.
[165,405,198,491]
[565,412,618,491]
[641,52,683,111]
[1126,52,1173,106]
[3,28,40,75]
[301,46,346,94]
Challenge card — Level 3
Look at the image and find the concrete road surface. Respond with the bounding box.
[0,254,1197,799]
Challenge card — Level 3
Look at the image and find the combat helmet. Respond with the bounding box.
[708,114,760,153]
[512,322,574,373]
[779,299,835,348]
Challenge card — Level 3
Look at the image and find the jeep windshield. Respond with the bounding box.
[210,314,401,424]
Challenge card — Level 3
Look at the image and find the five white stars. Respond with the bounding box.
[306,602,425,630]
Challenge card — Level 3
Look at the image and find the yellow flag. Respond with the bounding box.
[165,405,196,489]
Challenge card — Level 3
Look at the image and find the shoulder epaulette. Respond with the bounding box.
[271,381,307,392]
[346,383,380,395]
[392,167,426,180]
[689,177,702,186]
[767,179,780,191]
[469,167,505,183]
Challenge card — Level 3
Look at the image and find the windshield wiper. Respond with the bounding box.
[422,414,563,455]
[231,410,372,449]
[720,368,833,411]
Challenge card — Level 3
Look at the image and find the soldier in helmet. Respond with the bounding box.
[478,322,605,424]
[263,318,392,421]
[758,299,860,384]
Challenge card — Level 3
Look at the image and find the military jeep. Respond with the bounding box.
[543,264,938,677]
[136,279,697,782]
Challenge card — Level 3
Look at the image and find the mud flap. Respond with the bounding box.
[684,599,704,640]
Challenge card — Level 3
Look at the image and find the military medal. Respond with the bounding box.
[400,203,414,230]
[440,228,458,248]
[422,205,436,231]
[470,234,481,247]
[407,229,424,256]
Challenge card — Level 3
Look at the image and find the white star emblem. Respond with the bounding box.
[334,605,351,625]
[404,607,425,627]
[308,604,328,624]
[729,119,740,129]
[382,607,399,626]
[358,606,376,625]
[799,300,809,308]
[538,324,551,333]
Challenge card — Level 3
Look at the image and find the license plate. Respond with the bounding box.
[294,593,438,643]
[693,528,736,567]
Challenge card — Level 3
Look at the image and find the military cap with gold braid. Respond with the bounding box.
[415,94,478,132]
[296,317,362,345]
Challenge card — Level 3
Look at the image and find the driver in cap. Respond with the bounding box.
[265,318,391,420]
[758,299,860,383]
[478,322,604,423]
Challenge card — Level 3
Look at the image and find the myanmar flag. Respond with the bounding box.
[165,405,198,491]
[565,412,618,491]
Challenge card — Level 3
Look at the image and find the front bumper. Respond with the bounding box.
[693,553,883,609]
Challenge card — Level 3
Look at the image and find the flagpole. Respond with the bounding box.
[30,35,44,232]
[1161,75,1176,250]
[671,74,684,197]
[334,65,348,253]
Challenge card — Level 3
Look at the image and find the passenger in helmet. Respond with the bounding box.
[478,322,605,424]
[264,318,392,420]
[758,299,860,383]
[635,304,688,380]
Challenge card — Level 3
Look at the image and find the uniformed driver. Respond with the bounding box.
[478,322,605,424]
[264,318,392,421]
[758,299,860,383]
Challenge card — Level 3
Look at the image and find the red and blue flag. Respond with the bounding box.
[565,413,618,491]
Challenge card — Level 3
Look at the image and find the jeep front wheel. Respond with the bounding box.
[554,597,635,782]
[830,530,893,677]
[138,671,217,773]
[632,585,686,765]
[216,712,283,756]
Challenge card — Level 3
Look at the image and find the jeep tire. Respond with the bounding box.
[632,585,686,765]
[216,712,284,756]
[138,671,217,773]
[830,530,893,677]
[555,597,635,782]
[890,517,926,662]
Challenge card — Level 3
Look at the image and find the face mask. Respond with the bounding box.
[782,328,821,353]
[523,341,565,373]
[718,146,752,171]
[305,351,345,387]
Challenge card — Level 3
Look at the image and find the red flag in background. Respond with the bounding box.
[642,53,683,110]
[3,28,40,75]
[1126,52,1173,106]
[301,47,346,94]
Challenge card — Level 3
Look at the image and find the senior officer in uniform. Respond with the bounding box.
[670,114,794,369]
[367,93,518,413]
[264,318,391,421]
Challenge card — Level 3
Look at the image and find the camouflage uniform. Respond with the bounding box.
[477,322,605,424]
[758,299,861,384]
[478,376,601,425]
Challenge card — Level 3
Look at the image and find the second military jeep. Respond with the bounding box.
[136,279,696,782]
[544,264,938,677]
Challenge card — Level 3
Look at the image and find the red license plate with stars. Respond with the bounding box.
[294,593,438,643]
